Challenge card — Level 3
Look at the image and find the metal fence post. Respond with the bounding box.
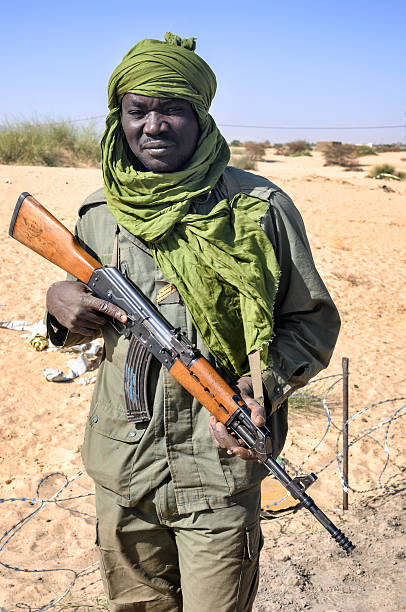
[342,357,349,510]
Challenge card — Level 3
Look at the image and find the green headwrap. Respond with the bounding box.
[102,33,280,376]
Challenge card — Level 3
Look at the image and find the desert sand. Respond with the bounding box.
[0,150,405,610]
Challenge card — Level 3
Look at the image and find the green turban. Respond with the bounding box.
[102,32,230,238]
[107,33,216,125]
[101,33,280,377]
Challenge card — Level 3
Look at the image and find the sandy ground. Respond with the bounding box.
[0,150,405,610]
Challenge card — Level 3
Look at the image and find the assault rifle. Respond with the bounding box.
[9,192,355,554]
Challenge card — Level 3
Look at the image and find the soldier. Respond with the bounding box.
[46,32,340,612]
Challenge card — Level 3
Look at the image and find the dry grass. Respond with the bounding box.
[0,118,101,167]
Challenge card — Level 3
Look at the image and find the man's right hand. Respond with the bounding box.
[46,280,128,336]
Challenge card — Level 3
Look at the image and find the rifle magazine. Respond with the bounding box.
[124,335,153,423]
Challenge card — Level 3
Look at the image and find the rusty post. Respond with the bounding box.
[342,357,349,510]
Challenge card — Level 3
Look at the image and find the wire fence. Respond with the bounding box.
[0,370,405,611]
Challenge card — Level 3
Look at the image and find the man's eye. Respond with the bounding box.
[166,107,183,115]
[129,110,144,118]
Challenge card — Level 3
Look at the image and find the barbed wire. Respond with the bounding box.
[0,373,405,610]
[0,472,97,612]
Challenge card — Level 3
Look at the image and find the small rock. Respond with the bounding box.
[4,178,11,183]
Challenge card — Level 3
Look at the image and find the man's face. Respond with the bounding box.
[121,93,200,173]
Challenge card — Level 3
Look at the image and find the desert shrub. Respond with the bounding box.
[273,142,285,155]
[367,164,405,179]
[322,143,360,167]
[374,143,406,153]
[230,154,257,171]
[274,140,312,156]
[243,141,267,160]
[356,145,377,156]
[229,139,241,147]
[290,149,312,157]
[0,118,101,166]
[282,140,311,156]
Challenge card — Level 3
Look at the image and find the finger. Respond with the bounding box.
[239,395,266,427]
[209,425,221,448]
[82,295,128,323]
[236,377,252,396]
[212,422,252,458]
[76,310,110,327]
[209,418,235,450]
[236,377,266,427]
[249,403,266,427]
[209,418,257,461]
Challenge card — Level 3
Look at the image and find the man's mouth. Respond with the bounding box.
[142,141,175,151]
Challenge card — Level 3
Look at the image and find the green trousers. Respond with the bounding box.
[95,480,263,611]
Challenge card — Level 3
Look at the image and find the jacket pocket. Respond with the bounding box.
[81,400,149,500]
[86,399,148,443]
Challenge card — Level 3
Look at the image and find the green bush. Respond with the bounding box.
[275,140,311,156]
[285,140,311,155]
[229,139,242,147]
[367,164,405,179]
[0,118,101,166]
[355,145,377,156]
[290,149,312,157]
[230,154,257,171]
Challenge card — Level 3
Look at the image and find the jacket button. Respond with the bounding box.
[274,385,282,395]
[128,431,137,438]
[91,415,98,424]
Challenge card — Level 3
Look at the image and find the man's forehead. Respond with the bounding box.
[123,93,190,107]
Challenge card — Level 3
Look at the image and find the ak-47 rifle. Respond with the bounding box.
[9,192,355,554]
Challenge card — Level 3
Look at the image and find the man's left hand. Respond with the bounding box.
[208,376,266,461]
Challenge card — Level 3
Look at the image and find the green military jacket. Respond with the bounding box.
[48,167,340,513]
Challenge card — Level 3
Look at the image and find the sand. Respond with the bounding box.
[0,150,405,610]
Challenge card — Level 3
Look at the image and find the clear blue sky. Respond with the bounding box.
[2,0,405,144]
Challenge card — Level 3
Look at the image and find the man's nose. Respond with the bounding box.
[144,111,167,136]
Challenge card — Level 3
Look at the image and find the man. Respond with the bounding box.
[46,33,340,612]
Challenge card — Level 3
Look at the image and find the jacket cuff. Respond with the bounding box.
[46,312,98,348]
[262,367,299,414]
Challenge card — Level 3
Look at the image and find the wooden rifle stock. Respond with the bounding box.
[9,192,102,284]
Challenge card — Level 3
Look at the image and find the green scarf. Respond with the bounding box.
[102,33,280,376]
